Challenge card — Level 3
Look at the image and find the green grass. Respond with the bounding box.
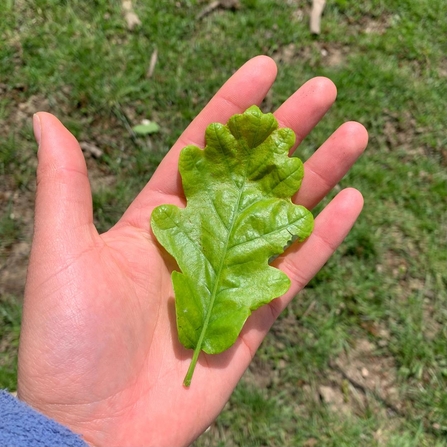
[0,296,21,390]
[1,0,446,445]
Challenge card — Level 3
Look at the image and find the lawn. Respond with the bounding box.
[1,1,446,446]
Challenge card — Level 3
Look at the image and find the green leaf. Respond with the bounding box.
[132,121,160,135]
[151,106,314,386]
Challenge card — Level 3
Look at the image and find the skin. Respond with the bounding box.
[17,56,368,447]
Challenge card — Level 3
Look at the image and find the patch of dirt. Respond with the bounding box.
[272,41,348,69]
[0,238,32,298]
[242,354,277,389]
[440,59,447,78]
[363,16,392,35]
[382,109,427,153]
[382,106,447,166]
[343,12,395,36]
[372,419,402,447]
[297,338,402,426]
[317,384,356,415]
[333,338,401,411]
[196,0,241,20]
[15,94,51,125]
[276,338,408,446]
[378,249,410,281]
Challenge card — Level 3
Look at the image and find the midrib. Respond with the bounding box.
[197,185,244,349]
[183,184,245,385]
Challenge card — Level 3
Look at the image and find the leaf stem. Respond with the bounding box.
[183,344,202,387]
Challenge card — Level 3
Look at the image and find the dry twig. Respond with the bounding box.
[310,0,326,34]
[197,0,241,20]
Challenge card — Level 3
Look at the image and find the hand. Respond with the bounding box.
[17,56,367,447]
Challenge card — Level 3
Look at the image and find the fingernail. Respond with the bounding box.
[33,113,42,147]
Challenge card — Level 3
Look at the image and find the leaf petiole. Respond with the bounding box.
[183,345,202,387]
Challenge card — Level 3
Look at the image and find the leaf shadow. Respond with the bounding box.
[166,296,190,362]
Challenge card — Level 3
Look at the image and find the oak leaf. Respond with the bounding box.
[151,106,313,386]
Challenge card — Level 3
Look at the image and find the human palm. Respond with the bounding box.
[17,56,367,447]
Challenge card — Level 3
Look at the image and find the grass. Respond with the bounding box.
[0,296,21,390]
[1,0,446,445]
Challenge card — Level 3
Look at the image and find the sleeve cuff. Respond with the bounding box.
[0,390,89,447]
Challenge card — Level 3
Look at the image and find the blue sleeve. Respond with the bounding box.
[0,390,88,447]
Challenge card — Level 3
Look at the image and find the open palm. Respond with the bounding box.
[17,56,367,447]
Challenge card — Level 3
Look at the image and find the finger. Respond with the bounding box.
[240,187,364,347]
[296,121,368,209]
[118,55,278,228]
[274,76,337,150]
[31,112,95,254]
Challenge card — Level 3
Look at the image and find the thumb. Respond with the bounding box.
[31,112,96,259]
